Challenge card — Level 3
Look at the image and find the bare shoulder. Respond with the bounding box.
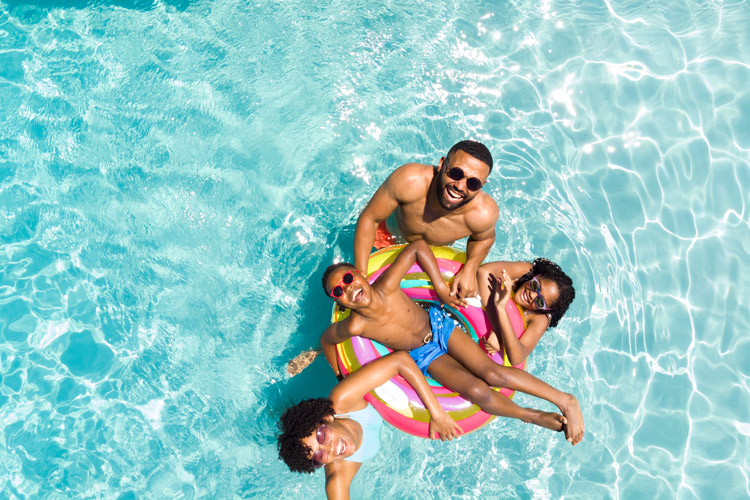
[386,163,434,202]
[465,192,499,233]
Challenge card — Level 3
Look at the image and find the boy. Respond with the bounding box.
[320,240,584,444]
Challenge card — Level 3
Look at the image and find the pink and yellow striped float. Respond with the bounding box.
[334,245,528,438]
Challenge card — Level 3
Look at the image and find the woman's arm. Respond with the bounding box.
[479,263,544,366]
[329,351,461,439]
[324,461,362,500]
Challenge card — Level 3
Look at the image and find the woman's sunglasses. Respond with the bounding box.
[311,424,332,468]
[329,271,355,298]
[528,276,550,310]
[446,167,482,192]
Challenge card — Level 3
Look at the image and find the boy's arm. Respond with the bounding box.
[320,320,356,378]
[379,240,466,309]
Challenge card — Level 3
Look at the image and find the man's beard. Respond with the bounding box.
[436,175,472,211]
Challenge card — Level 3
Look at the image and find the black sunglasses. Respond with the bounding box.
[446,167,482,192]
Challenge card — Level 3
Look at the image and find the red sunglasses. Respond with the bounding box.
[329,271,356,298]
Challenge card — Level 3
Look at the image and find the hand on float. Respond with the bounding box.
[436,283,467,309]
[429,411,463,441]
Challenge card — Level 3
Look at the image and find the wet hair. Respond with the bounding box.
[321,262,355,294]
[447,140,493,173]
[277,398,336,474]
[513,258,575,328]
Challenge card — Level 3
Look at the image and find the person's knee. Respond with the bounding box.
[485,367,509,388]
[463,383,494,406]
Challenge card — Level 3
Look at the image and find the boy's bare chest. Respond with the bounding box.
[357,298,431,350]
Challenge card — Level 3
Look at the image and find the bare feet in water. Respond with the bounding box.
[558,393,584,445]
[286,349,320,376]
[530,410,567,432]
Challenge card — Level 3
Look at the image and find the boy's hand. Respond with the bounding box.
[429,411,463,441]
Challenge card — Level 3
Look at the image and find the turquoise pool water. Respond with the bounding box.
[1,0,749,498]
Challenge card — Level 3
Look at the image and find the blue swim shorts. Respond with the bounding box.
[409,305,458,376]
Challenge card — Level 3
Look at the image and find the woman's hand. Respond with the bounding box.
[429,411,463,441]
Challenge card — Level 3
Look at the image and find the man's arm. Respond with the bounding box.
[353,177,400,273]
[450,196,498,298]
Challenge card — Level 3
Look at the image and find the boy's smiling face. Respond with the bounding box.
[326,267,371,309]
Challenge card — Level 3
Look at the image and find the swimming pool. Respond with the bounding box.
[1,0,749,498]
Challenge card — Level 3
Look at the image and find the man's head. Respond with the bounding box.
[277,398,336,473]
[436,140,493,211]
[321,262,370,308]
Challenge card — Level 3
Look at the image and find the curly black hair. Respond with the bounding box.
[278,398,336,474]
[447,140,493,173]
[513,258,575,328]
[321,262,356,295]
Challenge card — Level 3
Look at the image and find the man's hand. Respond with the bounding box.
[449,266,479,299]
[435,282,467,309]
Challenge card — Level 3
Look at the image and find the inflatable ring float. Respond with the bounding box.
[334,245,528,438]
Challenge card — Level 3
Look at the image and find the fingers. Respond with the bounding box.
[449,279,458,297]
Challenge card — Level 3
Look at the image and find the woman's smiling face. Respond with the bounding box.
[301,417,359,468]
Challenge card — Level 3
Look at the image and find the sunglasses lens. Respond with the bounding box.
[466,177,482,191]
[311,449,327,468]
[332,286,344,298]
[535,297,547,309]
[316,424,332,444]
[447,167,464,181]
[342,272,354,285]
[529,279,540,292]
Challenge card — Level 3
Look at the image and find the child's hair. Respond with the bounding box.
[514,258,575,328]
[277,398,336,473]
[321,262,355,294]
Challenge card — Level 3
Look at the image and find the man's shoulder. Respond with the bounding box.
[465,192,499,230]
[386,163,433,200]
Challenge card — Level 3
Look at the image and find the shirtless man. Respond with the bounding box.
[354,140,498,300]
[321,240,585,445]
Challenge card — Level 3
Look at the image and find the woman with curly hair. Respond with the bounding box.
[477,258,575,366]
[278,351,461,499]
